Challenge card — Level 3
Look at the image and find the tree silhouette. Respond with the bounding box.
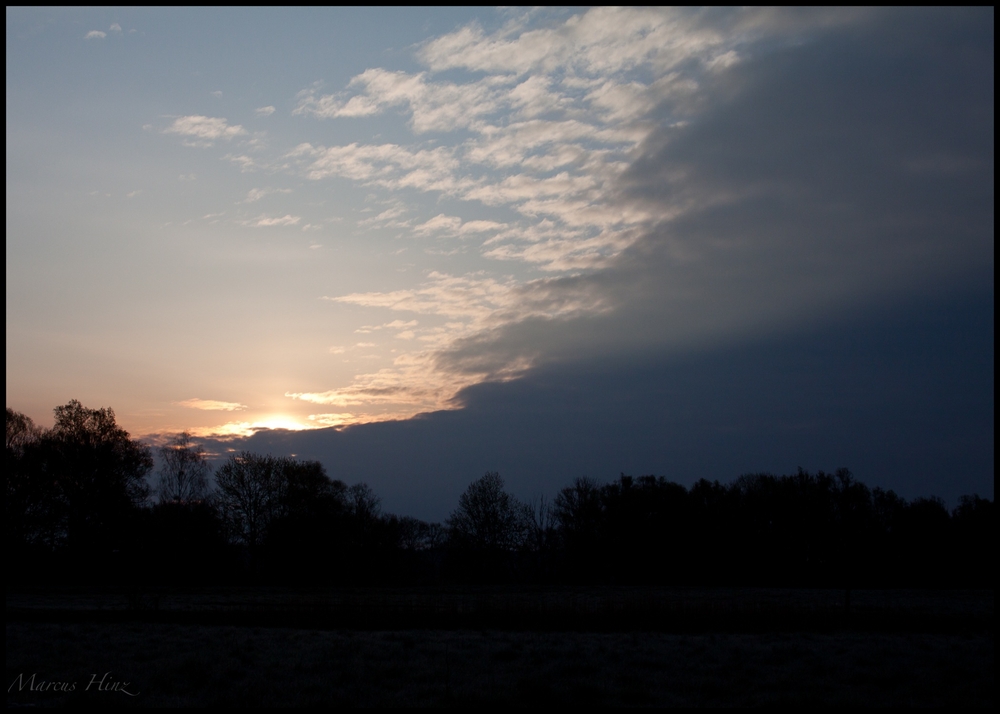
[280,459,347,520]
[447,472,532,551]
[347,482,382,521]
[6,408,51,549]
[344,482,382,548]
[156,431,210,504]
[6,407,41,456]
[9,399,996,588]
[44,400,152,553]
[951,494,994,586]
[214,452,288,549]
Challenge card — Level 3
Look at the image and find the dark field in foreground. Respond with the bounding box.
[6,623,992,707]
[7,585,993,630]
[7,587,993,706]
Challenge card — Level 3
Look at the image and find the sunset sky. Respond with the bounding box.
[7,8,993,518]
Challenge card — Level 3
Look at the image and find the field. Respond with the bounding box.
[6,587,993,707]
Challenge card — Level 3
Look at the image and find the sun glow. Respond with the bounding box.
[190,415,315,438]
[254,415,311,431]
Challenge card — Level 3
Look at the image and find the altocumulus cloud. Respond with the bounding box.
[245,214,301,227]
[434,8,995,380]
[165,115,247,145]
[281,8,992,415]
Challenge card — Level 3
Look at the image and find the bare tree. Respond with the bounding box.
[7,408,49,548]
[6,407,42,457]
[527,494,555,552]
[156,432,210,504]
[447,472,533,551]
[347,482,382,521]
[214,452,288,549]
[552,476,603,549]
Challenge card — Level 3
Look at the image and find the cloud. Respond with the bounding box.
[296,69,508,133]
[410,214,507,239]
[278,9,994,423]
[85,30,106,40]
[357,204,410,228]
[460,220,505,235]
[224,154,258,172]
[109,23,122,33]
[351,320,419,334]
[164,115,247,144]
[418,8,861,77]
[306,413,357,427]
[329,271,518,323]
[289,40,667,273]
[304,411,420,428]
[189,417,315,438]
[42,8,984,520]
[303,268,615,411]
[245,214,301,227]
[286,351,471,409]
[222,289,995,521]
[290,142,467,195]
[242,187,292,203]
[176,398,247,412]
[431,8,995,379]
[413,214,462,236]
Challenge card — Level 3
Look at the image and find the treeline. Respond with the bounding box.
[6,403,994,587]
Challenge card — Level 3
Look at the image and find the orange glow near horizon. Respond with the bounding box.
[188,414,315,439]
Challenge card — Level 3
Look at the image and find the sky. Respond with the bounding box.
[6,8,993,519]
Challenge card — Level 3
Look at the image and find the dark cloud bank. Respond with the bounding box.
[206,9,992,522]
[216,285,992,523]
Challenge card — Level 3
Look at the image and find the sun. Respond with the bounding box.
[190,414,315,438]
[249,415,311,432]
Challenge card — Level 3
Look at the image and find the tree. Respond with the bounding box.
[214,452,288,549]
[391,516,446,551]
[6,407,41,457]
[951,494,994,587]
[347,482,382,521]
[553,477,603,548]
[50,400,152,502]
[268,459,347,551]
[44,400,153,552]
[447,472,532,551]
[7,402,152,560]
[283,459,347,518]
[156,431,210,503]
[6,408,49,549]
[344,482,384,551]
